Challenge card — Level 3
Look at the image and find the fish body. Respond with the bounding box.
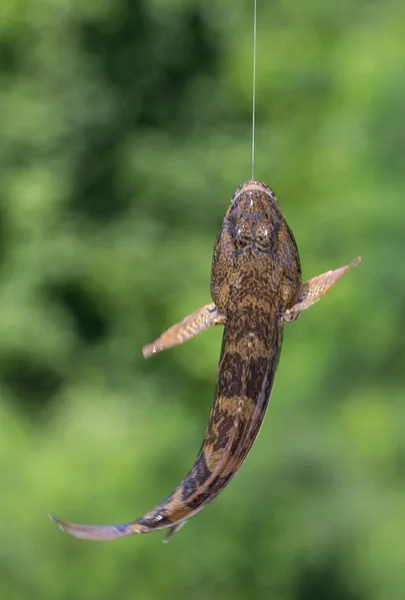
[51,181,359,541]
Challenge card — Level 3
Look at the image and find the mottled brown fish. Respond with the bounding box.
[51,180,360,541]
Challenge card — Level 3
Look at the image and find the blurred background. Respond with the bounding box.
[1,0,404,598]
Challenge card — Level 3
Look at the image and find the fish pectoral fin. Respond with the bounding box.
[284,257,361,322]
[143,302,226,358]
[162,520,187,543]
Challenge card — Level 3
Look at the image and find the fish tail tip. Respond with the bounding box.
[48,514,67,532]
[48,514,144,540]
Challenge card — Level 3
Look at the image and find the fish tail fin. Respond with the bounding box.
[49,514,152,541]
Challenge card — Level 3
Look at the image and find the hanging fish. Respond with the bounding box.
[51,180,360,541]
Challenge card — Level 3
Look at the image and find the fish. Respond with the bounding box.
[51,180,360,541]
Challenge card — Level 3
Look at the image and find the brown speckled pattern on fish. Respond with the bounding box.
[51,180,360,541]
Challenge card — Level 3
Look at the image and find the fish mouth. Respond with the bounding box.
[231,180,276,205]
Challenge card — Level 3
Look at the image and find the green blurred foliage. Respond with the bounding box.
[0,0,404,598]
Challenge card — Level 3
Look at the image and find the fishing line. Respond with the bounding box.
[251,0,257,180]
